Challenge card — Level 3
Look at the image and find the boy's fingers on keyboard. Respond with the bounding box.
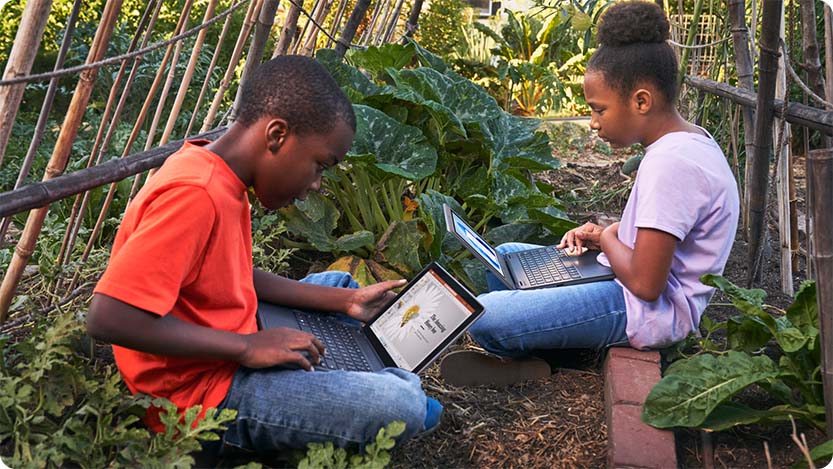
[289,351,313,371]
[297,341,322,365]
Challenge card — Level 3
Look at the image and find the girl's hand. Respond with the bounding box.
[345,279,407,322]
[601,222,620,244]
[558,222,605,252]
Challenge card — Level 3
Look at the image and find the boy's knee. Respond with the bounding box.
[369,372,426,438]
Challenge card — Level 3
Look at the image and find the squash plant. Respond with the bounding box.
[278,41,575,288]
[642,276,832,466]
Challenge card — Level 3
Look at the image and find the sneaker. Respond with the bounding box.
[440,350,551,386]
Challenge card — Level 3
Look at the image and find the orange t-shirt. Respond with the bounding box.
[95,140,258,432]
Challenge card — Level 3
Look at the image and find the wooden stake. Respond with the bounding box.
[728,0,757,236]
[0,0,125,323]
[336,0,372,58]
[274,0,302,57]
[326,0,350,49]
[774,1,793,295]
[230,0,280,123]
[300,0,334,55]
[747,0,783,287]
[0,0,54,167]
[0,0,81,250]
[807,148,833,438]
[186,12,233,135]
[200,0,262,133]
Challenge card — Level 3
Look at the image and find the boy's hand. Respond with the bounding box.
[557,222,604,252]
[240,327,325,370]
[345,279,408,322]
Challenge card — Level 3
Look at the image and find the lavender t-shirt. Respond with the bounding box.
[598,130,739,349]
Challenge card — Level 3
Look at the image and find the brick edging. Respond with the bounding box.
[604,347,677,468]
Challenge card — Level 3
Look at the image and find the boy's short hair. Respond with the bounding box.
[236,55,356,135]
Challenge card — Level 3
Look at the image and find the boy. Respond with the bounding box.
[86,56,441,455]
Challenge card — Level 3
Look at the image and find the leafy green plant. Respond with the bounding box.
[414,0,467,59]
[0,310,236,468]
[278,43,574,288]
[642,276,831,466]
[251,207,295,274]
[297,420,406,469]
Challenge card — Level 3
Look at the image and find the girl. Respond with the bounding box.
[441,1,740,386]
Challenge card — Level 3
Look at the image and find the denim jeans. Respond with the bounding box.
[216,271,427,454]
[470,243,630,356]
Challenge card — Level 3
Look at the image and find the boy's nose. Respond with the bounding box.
[309,176,322,192]
[589,117,600,130]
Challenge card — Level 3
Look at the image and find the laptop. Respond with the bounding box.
[257,262,484,374]
[443,204,614,290]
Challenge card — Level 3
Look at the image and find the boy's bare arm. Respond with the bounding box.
[599,224,677,302]
[253,269,406,322]
[86,293,324,370]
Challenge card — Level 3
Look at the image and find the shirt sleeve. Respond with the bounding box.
[633,155,708,241]
[95,185,217,316]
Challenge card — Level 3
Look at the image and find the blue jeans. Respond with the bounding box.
[470,243,629,356]
[216,271,427,454]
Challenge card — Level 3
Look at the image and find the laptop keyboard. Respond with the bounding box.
[517,247,581,286]
[295,311,372,371]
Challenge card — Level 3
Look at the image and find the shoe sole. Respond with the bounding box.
[440,350,551,387]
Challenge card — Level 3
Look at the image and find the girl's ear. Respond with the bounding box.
[632,88,653,114]
[265,118,289,153]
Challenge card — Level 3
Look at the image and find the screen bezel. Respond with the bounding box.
[442,204,514,289]
[363,261,484,373]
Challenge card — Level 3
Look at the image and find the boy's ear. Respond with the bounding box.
[632,88,653,114]
[265,118,289,153]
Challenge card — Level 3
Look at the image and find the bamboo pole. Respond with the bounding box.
[186,11,233,136]
[300,0,334,55]
[826,6,832,110]
[686,76,833,133]
[372,0,395,46]
[0,0,124,323]
[382,0,406,44]
[0,0,54,167]
[159,0,219,146]
[774,2,793,295]
[807,148,833,438]
[335,0,372,58]
[145,0,195,173]
[728,0,756,236]
[800,0,830,118]
[274,0,303,56]
[230,0,280,122]
[58,0,161,268]
[360,0,384,45]
[403,0,423,38]
[747,0,783,287]
[200,0,262,133]
[326,0,350,49]
[292,0,322,54]
[0,0,81,250]
[0,128,228,220]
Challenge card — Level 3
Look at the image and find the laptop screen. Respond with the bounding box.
[369,267,478,370]
[447,210,505,277]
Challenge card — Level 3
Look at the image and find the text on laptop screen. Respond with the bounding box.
[370,269,476,370]
[450,211,504,276]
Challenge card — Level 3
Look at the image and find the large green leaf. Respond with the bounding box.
[698,401,788,432]
[786,281,817,330]
[350,105,438,180]
[388,68,502,124]
[346,43,415,79]
[527,206,577,236]
[417,190,463,259]
[316,49,390,101]
[804,439,833,469]
[280,193,339,251]
[701,274,775,330]
[726,316,772,352]
[642,351,781,428]
[334,231,375,253]
[376,219,424,274]
[484,114,559,171]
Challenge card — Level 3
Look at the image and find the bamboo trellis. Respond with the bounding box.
[0,0,423,322]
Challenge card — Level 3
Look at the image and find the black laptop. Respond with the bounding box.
[257,262,484,374]
[443,204,615,290]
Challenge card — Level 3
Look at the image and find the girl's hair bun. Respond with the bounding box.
[597,1,670,47]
